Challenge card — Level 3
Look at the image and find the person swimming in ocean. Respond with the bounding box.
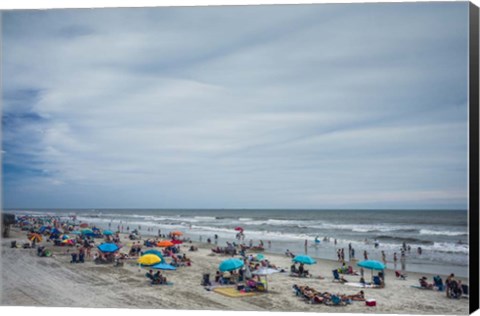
[315,236,320,244]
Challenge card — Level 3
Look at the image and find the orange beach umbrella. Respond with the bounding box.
[28,233,43,242]
[157,240,174,247]
[171,231,183,236]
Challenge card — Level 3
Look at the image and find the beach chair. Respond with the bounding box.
[395,270,407,280]
[201,273,211,286]
[325,295,347,306]
[433,276,444,291]
[373,276,382,287]
[256,282,266,292]
[461,284,469,298]
[332,270,346,283]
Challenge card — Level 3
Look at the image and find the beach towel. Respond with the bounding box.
[213,287,260,298]
[411,285,433,290]
[151,282,174,286]
[345,282,377,288]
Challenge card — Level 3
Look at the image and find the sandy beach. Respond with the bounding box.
[0,227,469,314]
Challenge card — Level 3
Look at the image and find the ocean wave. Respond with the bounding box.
[376,235,433,245]
[419,229,467,236]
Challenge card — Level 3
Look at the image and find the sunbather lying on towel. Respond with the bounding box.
[341,291,365,301]
[419,276,434,289]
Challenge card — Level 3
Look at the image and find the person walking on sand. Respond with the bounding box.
[382,251,387,265]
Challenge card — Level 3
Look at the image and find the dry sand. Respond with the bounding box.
[0,228,469,314]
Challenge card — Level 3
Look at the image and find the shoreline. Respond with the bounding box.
[0,227,469,314]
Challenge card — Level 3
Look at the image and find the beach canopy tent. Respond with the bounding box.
[151,263,176,271]
[138,254,162,266]
[252,267,280,291]
[103,230,113,236]
[98,243,120,253]
[219,258,244,272]
[157,240,174,247]
[143,249,164,259]
[293,255,316,265]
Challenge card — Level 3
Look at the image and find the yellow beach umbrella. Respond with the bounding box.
[137,254,162,266]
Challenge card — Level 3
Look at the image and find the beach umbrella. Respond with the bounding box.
[219,258,244,272]
[357,260,385,270]
[60,234,70,240]
[98,243,120,253]
[234,226,244,231]
[79,223,89,228]
[28,233,43,242]
[293,255,316,265]
[151,263,176,271]
[62,239,75,245]
[51,228,61,235]
[71,230,81,235]
[81,229,94,236]
[171,231,183,236]
[256,254,265,261]
[103,230,113,236]
[252,267,280,291]
[357,260,385,281]
[138,254,162,266]
[157,240,174,247]
[143,249,164,259]
[170,239,183,245]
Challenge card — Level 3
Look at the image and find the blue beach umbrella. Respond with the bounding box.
[151,263,177,271]
[219,258,244,272]
[357,260,385,270]
[143,249,164,259]
[357,260,385,281]
[293,255,317,265]
[97,243,120,253]
[103,230,113,236]
[256,254,265,260]
[71,230,81,235]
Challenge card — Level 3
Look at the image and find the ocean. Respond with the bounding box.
[7,208,469,277]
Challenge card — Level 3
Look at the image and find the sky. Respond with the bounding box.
[1,2,470,209]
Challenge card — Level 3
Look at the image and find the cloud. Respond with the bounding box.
[1,3,469,209]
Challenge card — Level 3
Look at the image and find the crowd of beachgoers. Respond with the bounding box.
[1,213,470,313]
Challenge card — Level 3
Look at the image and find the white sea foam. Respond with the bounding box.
[419,229,467,236]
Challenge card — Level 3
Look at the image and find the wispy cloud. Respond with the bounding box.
[2,3,469,209]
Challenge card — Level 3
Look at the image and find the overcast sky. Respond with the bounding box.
[2,3,470,209]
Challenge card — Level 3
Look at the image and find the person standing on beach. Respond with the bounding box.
[393,252,398,266]
[268,240,271,249]
[304,239,308,254]
[382,251,386,265]
[363,250,368,260]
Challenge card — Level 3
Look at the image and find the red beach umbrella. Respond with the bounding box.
[235,227,244,232]
[170,239,183,245]
[79,223,89,228]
